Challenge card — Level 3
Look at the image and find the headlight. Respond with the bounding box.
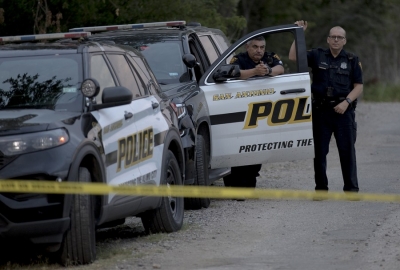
[0,129,69,156]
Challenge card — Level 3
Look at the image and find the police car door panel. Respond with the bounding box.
[91,105,142,208]
[199,25,314,169]
[128,96,167,189]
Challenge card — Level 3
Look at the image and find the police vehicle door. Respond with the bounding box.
[200,25,314,169]
[90,53,143,211]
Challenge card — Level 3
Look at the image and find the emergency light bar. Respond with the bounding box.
[69,21,186,33]
[0,32,91,43]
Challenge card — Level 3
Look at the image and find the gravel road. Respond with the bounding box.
[1,101,400,270]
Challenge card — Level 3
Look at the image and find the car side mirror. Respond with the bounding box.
[89,86,132,111]
[182,53,197,68]
[212,64,241,82]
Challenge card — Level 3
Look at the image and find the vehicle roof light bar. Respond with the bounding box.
[0,32,91,43]
[69,21,186,33]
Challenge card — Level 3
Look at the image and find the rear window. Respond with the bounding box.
[0,54,83,111]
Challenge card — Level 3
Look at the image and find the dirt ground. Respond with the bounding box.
[1,101,400,270]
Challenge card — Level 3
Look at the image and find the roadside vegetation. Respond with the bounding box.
[363,83,400,102]
[0,0,399,89]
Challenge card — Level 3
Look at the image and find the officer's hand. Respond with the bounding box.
[334,101,349,114]
[294,20,307,31]
[254,63,268,76]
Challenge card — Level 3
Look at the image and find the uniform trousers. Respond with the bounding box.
[312,105,359,191]
[224,164,262,188]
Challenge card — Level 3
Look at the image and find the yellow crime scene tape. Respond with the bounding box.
[1,179,400,203]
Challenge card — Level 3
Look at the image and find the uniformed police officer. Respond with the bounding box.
[289,20,363,192]
[225,36,284,190]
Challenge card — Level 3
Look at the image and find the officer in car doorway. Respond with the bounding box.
[289,20,363,193]
[224,36,284,190]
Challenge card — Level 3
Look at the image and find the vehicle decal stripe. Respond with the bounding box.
[105,130,167,167]
[210,112,246,125]
[154,130,167,146]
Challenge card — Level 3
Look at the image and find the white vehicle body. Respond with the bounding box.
[200,25,314,168]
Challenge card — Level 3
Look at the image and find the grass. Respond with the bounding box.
[362,83,400,102]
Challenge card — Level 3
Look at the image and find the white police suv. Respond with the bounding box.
[70,21,314,206]
[0,32,185,265]
[70,22,314,180]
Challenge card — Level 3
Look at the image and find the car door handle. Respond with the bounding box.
[152,102,159,109]
[280,88,306,95]
[124,111,133,120]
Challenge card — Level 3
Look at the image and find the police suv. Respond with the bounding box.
[70,21,233,210]
[0,32,185,265]
[70,22,314,187]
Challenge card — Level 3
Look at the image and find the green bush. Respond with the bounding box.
[362,83,400,102]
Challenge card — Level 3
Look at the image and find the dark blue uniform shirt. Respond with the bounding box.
[307,48,363,98]
[230,52,283,77]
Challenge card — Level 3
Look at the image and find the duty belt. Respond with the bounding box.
[313,97,357,110]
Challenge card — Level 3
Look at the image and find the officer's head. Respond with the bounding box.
[327,26,347,52]
[246,36,266,63]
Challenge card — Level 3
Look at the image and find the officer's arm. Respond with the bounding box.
[334,83,363,114]
[239,69,258,80]
[347,83,363,103]
[289,41,297,61]
[270,65,284,76]
[289,20,307,61]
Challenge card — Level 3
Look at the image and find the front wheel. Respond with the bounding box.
[59,167,96,266]
[141,150,184,233]
[185,134,210,210]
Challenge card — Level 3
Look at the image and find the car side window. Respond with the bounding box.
[107,54,142,98]
[189,37,208,82]
[130,55,160,93]
[198,35,219,64]
[90,54,116,104]
[126,55,149,95]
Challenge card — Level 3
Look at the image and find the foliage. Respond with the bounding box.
[363,83,400,102]
[0,0,399,86]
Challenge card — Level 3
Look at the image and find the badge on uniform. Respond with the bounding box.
[230,57,237,64]
[340,62,347,69]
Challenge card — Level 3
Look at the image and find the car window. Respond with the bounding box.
[138,42,188,84]
[90,54,116,104]
[107,53,142,98]
[198,35,219,64]
[126,54,150,95]
[213,34,231,52]
[0,54,82,111]
[225,31,298,75]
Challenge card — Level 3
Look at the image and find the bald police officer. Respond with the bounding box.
[289,20,363,193]
[225,36,284,190]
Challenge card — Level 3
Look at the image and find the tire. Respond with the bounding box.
[185,134,210,210]
[59,167,96,266]
[141,150,184,233]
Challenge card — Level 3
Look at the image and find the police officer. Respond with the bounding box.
[224,36,284,189]
[289,20,363,192]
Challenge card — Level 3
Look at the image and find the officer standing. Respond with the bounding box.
[224,36,284,189]
[289,20,363,192]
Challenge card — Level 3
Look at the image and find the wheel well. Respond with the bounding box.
[168,138,185,178]
[197,123,210,164]
[78,154,103,221]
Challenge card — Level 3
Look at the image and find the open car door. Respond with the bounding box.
[200,24,314,169]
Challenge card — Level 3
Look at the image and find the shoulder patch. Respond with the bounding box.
[358,61,362,71]
[230,57,238,64]
[273,54,281,61]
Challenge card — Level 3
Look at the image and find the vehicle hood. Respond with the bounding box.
[0,110,81,135]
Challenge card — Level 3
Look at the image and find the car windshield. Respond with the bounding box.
[137,41,188,85]
[0,54,83,111]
